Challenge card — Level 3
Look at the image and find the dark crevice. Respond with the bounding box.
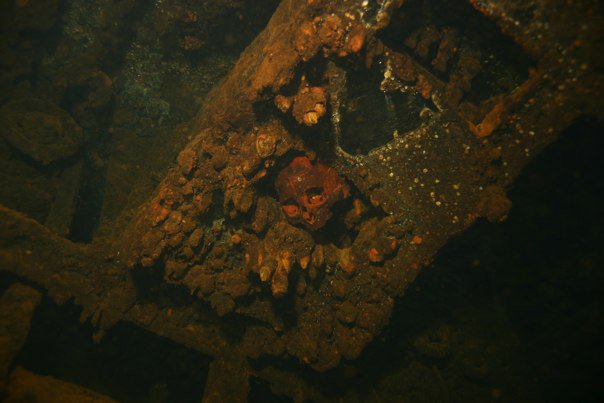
[67,153,107,242]
[14,296,212,403]
[338,62,428,155]
[378,0,535,103]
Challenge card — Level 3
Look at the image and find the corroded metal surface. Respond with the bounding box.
[0,0,602,400]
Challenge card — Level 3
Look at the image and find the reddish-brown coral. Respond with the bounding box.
[275,156,349,230]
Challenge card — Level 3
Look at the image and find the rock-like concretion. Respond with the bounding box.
[0,98,83,165]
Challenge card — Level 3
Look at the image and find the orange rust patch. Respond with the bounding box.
[411,235,423,245]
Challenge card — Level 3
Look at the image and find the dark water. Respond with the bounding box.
[1,0,602,402]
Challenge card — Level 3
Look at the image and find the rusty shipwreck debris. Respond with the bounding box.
[276,156,349,230]
[0,0,602,400]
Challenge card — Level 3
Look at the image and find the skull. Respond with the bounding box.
[275,156,349,230]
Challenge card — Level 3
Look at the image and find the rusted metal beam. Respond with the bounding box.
[0,0,602,400]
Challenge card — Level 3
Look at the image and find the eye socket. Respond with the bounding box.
[306,187,326,206]
[282,203,300,217]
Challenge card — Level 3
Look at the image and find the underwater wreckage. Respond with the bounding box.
[1,0,602,400]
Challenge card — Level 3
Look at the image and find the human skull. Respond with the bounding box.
[275,156,349,230]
